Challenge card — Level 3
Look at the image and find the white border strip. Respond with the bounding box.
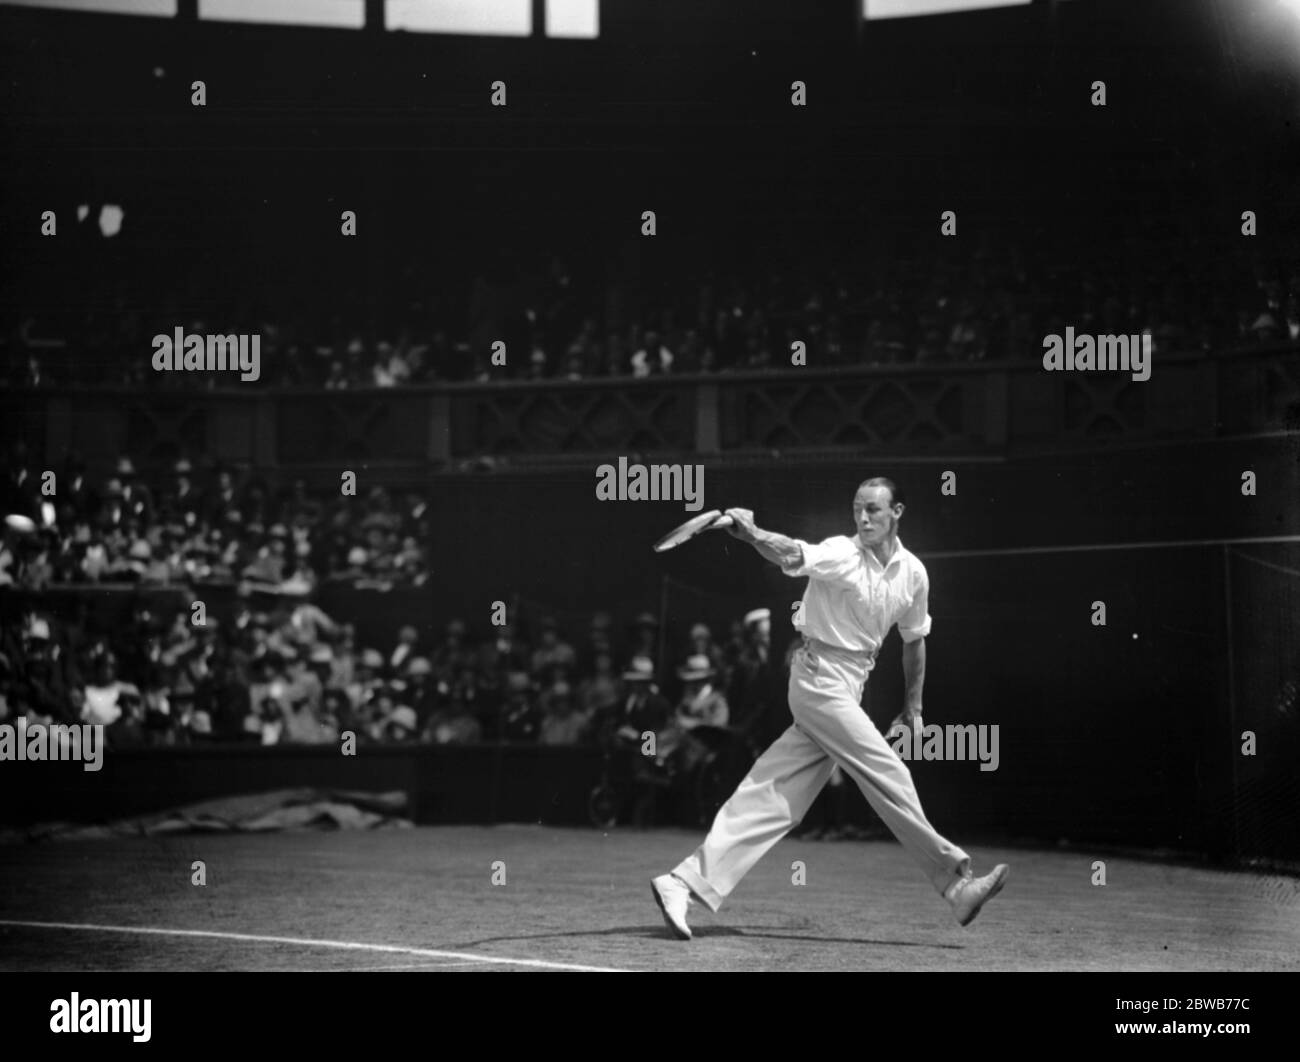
[0,919,627,973]
[198,0,363,29]
[0,0,176,15]
[866,0,1032,19]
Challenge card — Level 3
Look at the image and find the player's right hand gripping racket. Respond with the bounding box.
[652,509,735,553]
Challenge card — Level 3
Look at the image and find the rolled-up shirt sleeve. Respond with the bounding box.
[781,536,859,585]
[896,570,932,643]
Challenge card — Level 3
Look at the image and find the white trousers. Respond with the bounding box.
[673,640,971,910]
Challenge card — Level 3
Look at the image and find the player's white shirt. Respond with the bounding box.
[782,535,932,655]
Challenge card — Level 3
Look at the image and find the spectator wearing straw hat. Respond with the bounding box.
[657,654,730,772]
[611,655,671,746]
[674,655,730,729]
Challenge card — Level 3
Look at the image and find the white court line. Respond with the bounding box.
[328,961,493,972]
[0,920,627,973]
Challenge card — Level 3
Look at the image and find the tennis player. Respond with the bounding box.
[651,477,1009,938]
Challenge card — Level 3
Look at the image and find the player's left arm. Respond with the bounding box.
[896,638,925,727]
[890,568,932,734]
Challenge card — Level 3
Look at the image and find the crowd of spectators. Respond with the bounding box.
[6,237,1297,390]
[0,450,789,757]
[0,448,431,594]
[0,598,788,758]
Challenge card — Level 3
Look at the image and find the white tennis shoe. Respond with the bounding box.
[945,863,1010,926]
[651,873,694,940]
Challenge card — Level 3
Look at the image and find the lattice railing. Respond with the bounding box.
[9,345,1294,473]
[278,393,431,463]
[721,371,975,452]
[451,381,693,457]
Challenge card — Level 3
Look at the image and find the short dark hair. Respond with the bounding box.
[856,477,905,508]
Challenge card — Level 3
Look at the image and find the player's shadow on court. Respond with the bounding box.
[692,926,962,950]
[674,926,964,950]
[449,927,963,951]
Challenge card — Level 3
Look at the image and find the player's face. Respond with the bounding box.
[853,486,899,546]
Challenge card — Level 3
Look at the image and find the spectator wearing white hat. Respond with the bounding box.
[674,655,730,729]
[729,607,785,747]
[610,656,670,747]
[743,608,772,659]
[657,654,730,772]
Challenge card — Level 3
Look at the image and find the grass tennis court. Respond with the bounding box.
[2,826,1297,972]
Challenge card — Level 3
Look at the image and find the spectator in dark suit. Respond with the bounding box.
[610,656,670,747]
[728,608,785,748]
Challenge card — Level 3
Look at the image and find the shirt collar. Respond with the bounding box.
[858,535,907,573]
